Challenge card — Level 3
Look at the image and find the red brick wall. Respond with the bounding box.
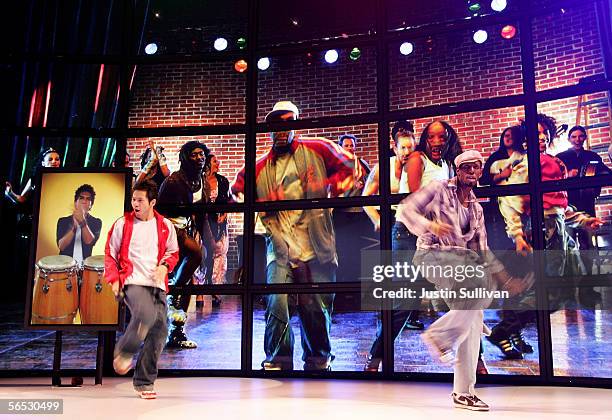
[128,63,246,127]
[532,3,606,91]
[389,22,523,110]
[256,47,378,122]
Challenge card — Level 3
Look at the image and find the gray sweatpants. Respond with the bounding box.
[115,285,168,391]
[415,247,495,394]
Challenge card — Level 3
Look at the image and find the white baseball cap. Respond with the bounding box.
[265,101,299,122]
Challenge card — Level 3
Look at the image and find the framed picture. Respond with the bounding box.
[24,169,131,330]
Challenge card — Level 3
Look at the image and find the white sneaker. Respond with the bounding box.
[452,393,490,411]
[421,331,455,364]
[135,389,157,399]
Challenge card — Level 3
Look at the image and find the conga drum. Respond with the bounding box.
[79,255,118,324]
[32,256,78,324]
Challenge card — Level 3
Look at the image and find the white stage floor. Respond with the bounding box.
[0,377,610,419]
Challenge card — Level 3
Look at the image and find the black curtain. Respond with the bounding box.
[7,0,129,189]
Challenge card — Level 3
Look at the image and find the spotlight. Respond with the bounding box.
[214,37,228,51]
[349,47,361,61]
[468,1,482,13]
[473,29,488,44]
[234,60,248,73]
[237,37,247,49]
[501,24,517,39]
[324,49,339,64]
[399,42,414,55]
[491,0,507,12]
[144,43,158,55]
[257,57,270,71]
[154,12,160,18]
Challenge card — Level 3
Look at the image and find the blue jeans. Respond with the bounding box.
[115,285,167,390]
[263,260,335,369]
[369,222,420,359]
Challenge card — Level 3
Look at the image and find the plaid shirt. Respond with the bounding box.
[396,177,504,273]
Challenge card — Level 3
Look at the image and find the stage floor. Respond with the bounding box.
[0,377,610,419]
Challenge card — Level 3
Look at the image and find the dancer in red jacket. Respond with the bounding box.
[105,179,179,399]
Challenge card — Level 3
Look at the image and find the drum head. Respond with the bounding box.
[83,255,105,270]
[37,255,76,271]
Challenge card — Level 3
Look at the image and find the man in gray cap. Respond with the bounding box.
[232,100,359,371]
[397,150,531,411]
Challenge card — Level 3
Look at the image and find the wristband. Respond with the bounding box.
[161,261,170,270]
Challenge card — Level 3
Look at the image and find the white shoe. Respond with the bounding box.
[135,389,157,399]
[452,393,490,411]
[421,331,455,364]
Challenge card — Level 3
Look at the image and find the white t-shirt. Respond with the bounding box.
[106,216,179,290]
[458,203,470,231]
[73,224,83,264]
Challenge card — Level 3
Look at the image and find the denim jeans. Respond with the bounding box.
[115,285,167,390]
[369,222,419,360]
[263,260,335,369]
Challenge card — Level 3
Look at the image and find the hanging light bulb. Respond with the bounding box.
[501,25,517,39]
[257,57,270,71]
[473,29,488,44]
[468,1,482,13]
[234,60,248,73]
[491,0,507,12]
[399,42,414,55]
[214,37,228,51]
[144,43,158,55]
[324,49,339,64]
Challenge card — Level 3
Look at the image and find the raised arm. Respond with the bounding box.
[362,163,381,231]
[406,152,424,193]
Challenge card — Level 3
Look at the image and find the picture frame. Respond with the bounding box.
[24,168,132,331]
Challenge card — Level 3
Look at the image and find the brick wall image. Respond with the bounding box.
[127,4,611,272]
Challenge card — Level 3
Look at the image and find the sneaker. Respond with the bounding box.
[113,354,132,375]
[135,390,157,399]
[404,319,425,330]
[304,355,335,372]
[452,393,489,411]
[166,327,198,349]
[486,334,523,359]
[262,361,293,371]
[421,331,455,364]
[364,355,381,372]
[510,332,534,354]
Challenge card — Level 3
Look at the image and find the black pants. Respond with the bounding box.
[170,228,202,311]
